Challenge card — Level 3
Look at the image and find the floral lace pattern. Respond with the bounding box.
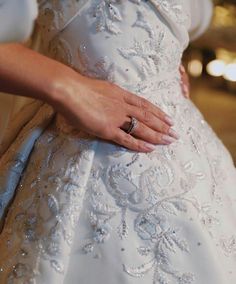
[0,128,98,283]
[76,75,236,283]
[37,0,186,82]
[0,0,236,283]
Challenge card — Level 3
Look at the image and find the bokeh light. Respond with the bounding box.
[206,59,226,77]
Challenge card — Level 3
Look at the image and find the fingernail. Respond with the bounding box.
[164,115,174,126]
[162,135,176,144]
[169,128,180,139]
[144,143,156,151]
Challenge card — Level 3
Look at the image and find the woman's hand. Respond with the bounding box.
[52,73,179,153]
[0,44,179,153]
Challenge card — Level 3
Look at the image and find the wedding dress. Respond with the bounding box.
[0,0,236,283]
[0,0,37,43]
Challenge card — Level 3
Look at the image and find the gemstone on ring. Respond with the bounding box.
[126,117,138,134]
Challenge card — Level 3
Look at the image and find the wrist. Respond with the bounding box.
[45,64,82,110]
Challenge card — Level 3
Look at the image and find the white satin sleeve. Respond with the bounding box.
[0,0,38,43]
[188,0,213,41]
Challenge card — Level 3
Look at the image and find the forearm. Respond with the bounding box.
[0,43,77,105]
[0,44,179,152]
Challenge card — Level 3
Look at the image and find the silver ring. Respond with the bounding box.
[125,117,138,134]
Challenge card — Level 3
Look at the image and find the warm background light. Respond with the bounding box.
[188,59,203,77]
[206,59,226,77]
[184,0,236,163]
[223,63,236,82]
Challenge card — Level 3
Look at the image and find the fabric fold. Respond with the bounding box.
[0,104,55,228]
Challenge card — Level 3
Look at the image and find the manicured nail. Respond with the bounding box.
[162,135,176,144]
[144,143,156,151]
[164,115,174,126]
[169,128,180,139]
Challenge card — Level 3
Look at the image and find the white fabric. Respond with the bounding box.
[1,1,236,284]
[188,0,214,40]
[0,0,38,43]
[0,0,212,152]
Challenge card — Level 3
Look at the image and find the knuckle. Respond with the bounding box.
[140,97,149,109]
[148,132,157,144]
[113,135,123,146]
[157,108,166,118]
[121,134,132,146]
[122,91,128,101]
[161,124,170,134]
[155,133,162,143]
[103,125,113,139]
[136,142,144,152]
[142,110,151,123]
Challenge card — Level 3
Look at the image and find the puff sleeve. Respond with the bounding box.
[188,0,213,41]
[0,0,38,43]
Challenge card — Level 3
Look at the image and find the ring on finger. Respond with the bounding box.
[125,116,139,135]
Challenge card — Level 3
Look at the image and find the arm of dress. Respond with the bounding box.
[188,0,214,41]
[0,0,38,43]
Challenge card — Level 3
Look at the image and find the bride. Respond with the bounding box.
[0,0,236,283]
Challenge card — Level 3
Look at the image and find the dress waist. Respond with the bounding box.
[118,71,182,103]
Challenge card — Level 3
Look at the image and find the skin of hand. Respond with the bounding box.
[180,64,190,99]
[0,44,179,153]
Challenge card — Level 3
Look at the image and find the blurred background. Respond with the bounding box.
[184,0,236,164]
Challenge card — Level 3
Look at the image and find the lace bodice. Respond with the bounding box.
[37,0,190,87]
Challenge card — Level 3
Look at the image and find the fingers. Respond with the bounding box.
[127,106,179,140]
[129,120,178,145]
[123,91,174,126]
[181,74,190,98]
[90,82,180,152]
[179,64,185,74]
[112,129,156,153]
[180,65,190,99]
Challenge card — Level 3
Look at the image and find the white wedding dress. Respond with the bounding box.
[0,0,236,283]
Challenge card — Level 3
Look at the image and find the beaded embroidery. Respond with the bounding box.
[1,1,236,284]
